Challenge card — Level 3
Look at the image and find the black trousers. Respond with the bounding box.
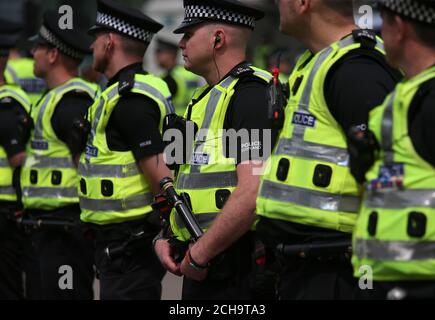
[26,205,95,300]
[182,232,254,300]
[0,203,25,300]
[277,254,358,300]
[358,280,435,300]
[92,218,165,300]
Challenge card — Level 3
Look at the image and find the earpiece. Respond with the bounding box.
[214,34,221,46]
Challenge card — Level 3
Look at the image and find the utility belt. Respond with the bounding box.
[90,216,160,260]
[274,239,352,262]
[172,231,254,281]
[19,204,82,233]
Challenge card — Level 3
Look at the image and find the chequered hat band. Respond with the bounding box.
[40,25,84,59]
[96,12,155,42]
[382,0,435,24]
[184,5,256,28]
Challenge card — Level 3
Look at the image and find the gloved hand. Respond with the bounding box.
[16,112,33,144]
[69,117,91,156]
[347,126,379,184]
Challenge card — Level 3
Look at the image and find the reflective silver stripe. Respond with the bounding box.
[28,156,74,168]
[34,93,53,139]
[6,65,19,83]
[22,187,77,198]
[253,69,273,81]
[190,76,235,173]
[175,211,218,231]
[355,239,435,261]
[0,89,30,109]
[0,158,9,167]
[275,138,349,166]
[381,92,396,164]
[87,98,105,148]
[260,180,360,213]
[79,193,153,212]
[291,46,334,143]
[78,162,140,178]
[34,81,96,140]
[176,171,237,189]
[134,82,174,114]
[0,186,15,195]
[365,189,435,209]
[61,81,96,98]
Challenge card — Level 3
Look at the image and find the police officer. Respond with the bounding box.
[352,0,435,300]
[154,0,277,300]
[21,10,98,299]
[78,0,174,300]
[0,19,31,300]
[6,49,47,106]
[155,37,202,115]
[255,0,401,299]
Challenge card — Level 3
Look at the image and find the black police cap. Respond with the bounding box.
[380,0,435,25]
[89,0,163,43]
[0,19,22,54]
[174,0,265,34]
[155,38,179,53]
[29,9,92,61]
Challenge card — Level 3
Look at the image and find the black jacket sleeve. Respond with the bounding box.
[224,76,279,164]
[0,98,28,158]
[408,79,435,166]
[324,55,398,135]
[106,92,165,162]
[51,91,93,157]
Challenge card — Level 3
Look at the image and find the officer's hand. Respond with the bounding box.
[180,248,208,282]
[154,238,181,276]
[348,127,379,184]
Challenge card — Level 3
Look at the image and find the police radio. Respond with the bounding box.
[267,65,287,130]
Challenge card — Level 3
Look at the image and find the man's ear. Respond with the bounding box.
[394,15,407,43]
[47,47,59,64]
[106,32,115,52]
[296,0,311,15]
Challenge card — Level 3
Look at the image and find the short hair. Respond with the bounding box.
[322,0,354,18]
[59,52,82,71]
[118,35,149,58]
[382,9,435,49]
[410,21,435,49]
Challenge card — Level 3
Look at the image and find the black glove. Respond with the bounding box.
[347,126,379,184]
[69,117,91,156]
[16,112,33,144]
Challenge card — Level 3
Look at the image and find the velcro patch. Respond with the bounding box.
[191,152,209,165]
[85,145,99,157]
[292,112,316,128]
[31,140,49,150]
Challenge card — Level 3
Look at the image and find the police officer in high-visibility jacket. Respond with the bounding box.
[0,19,32,300]
[352,0,435,300]
[155,37,202,116]
[21,10,98,299]
[78,0,173,300]
[154,0,277,300]
[255,0,400,300]
[5,51,46,106]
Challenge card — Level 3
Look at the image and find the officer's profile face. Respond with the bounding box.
[179,23,216,75]
[91,32,110,73]
[32,44,52,78]
[380,10,402,69]
[276,0,300,35]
